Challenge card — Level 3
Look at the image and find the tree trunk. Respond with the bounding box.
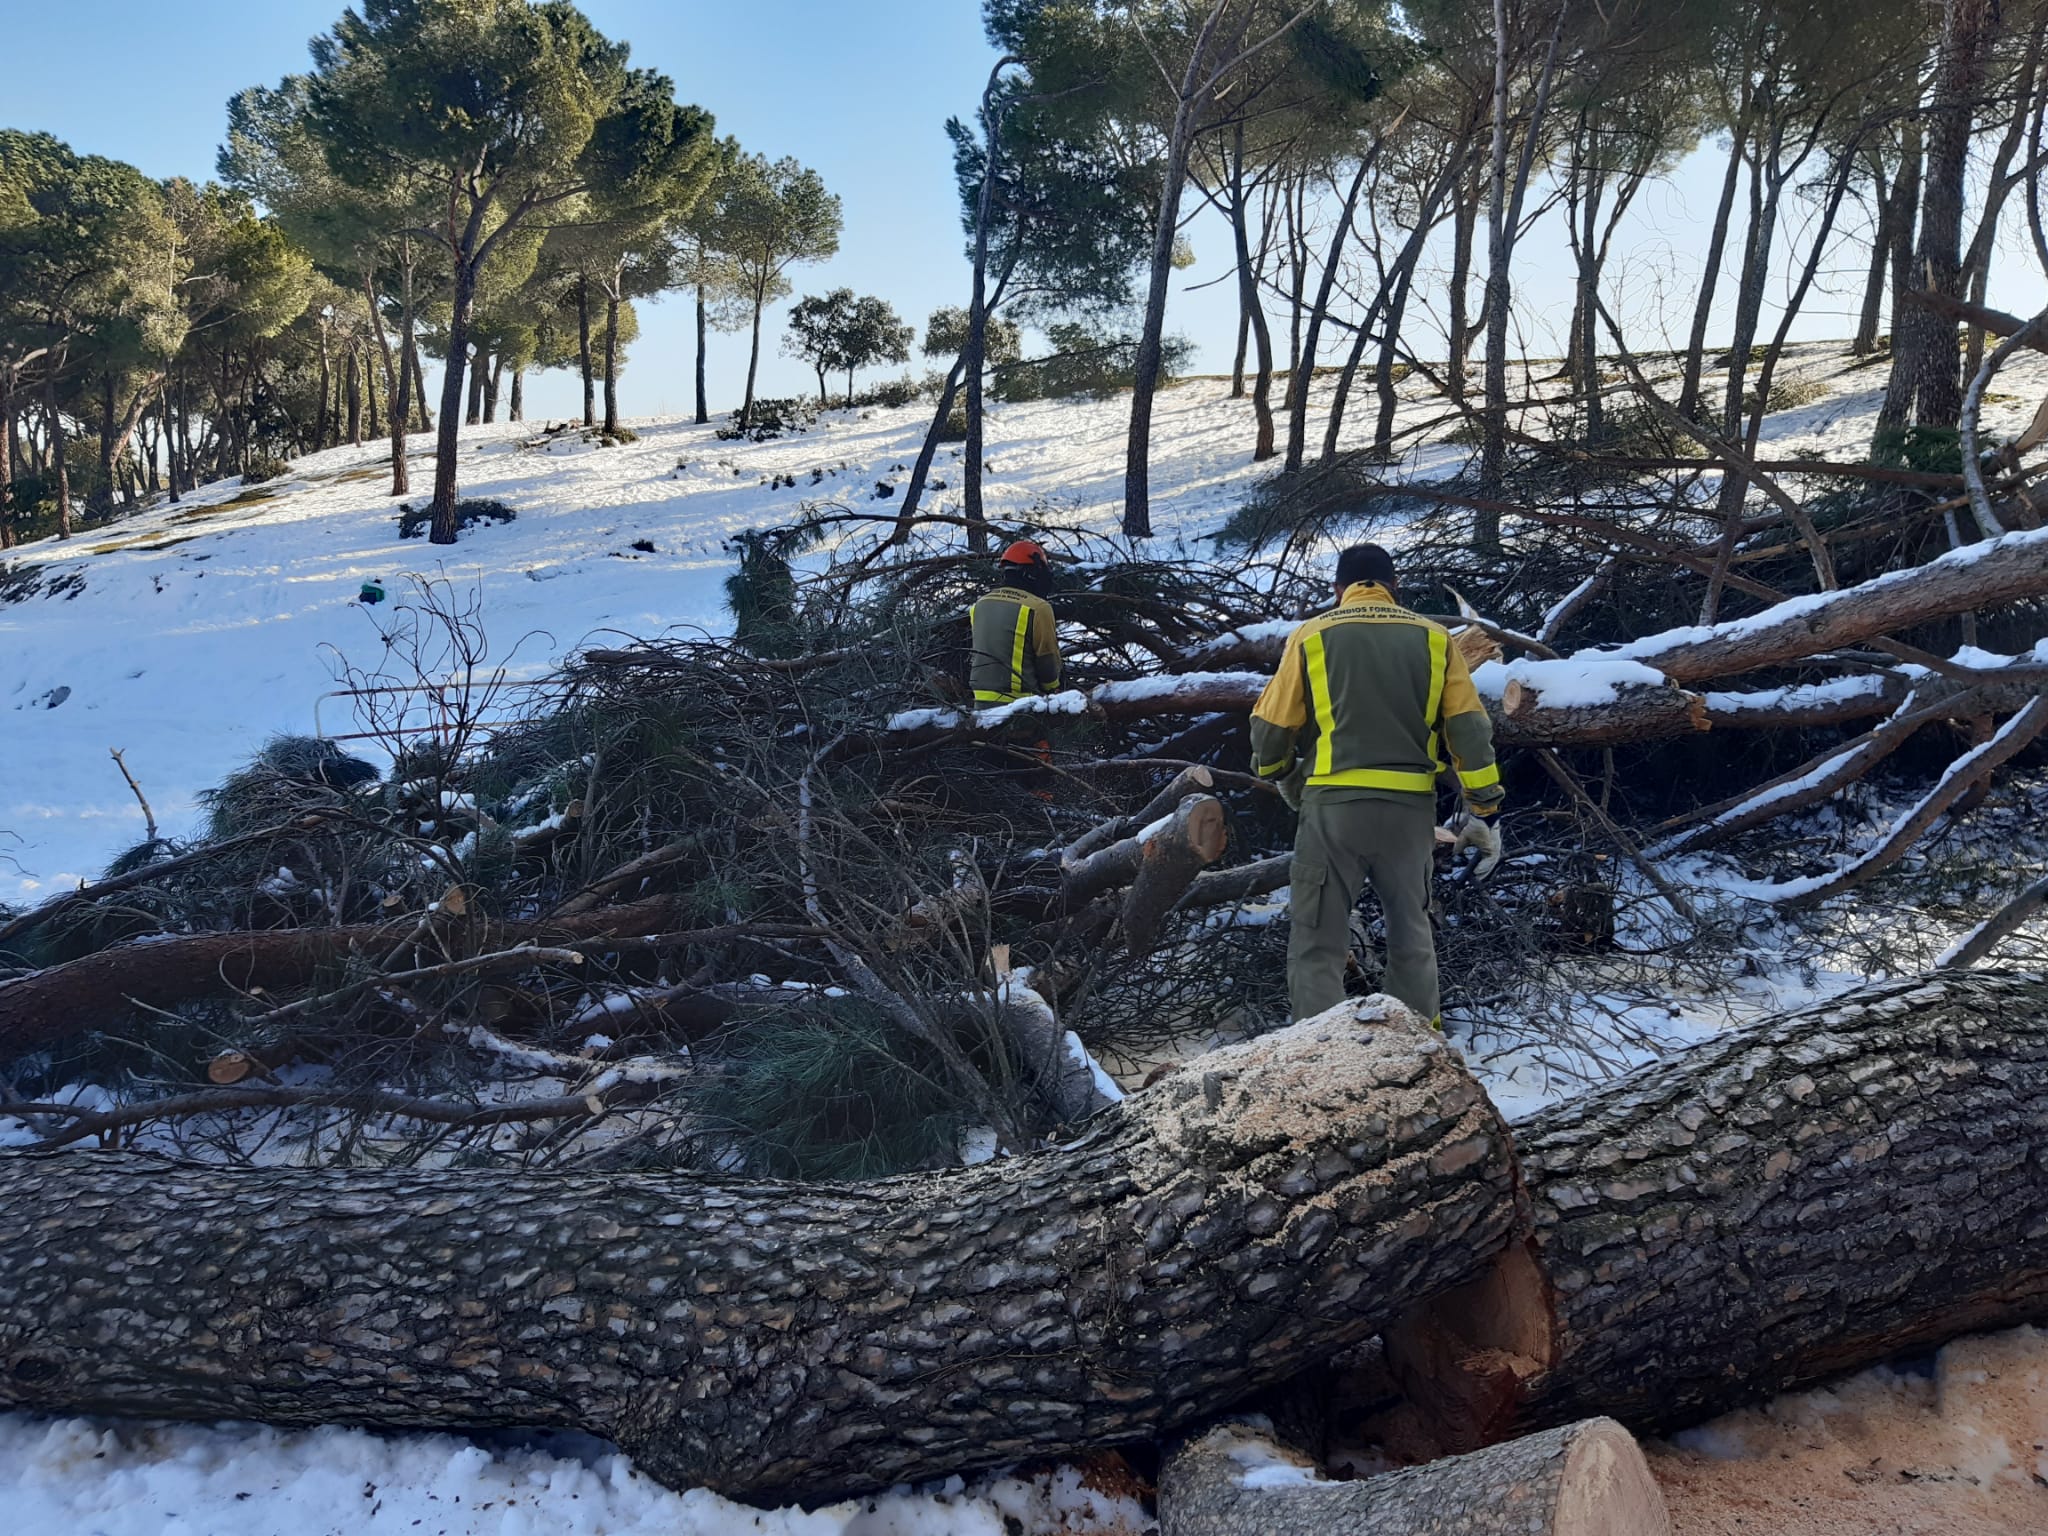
[1373,246,1422,456]
[1852,149,1894,357]
[0,374,12,546]
[45,357,69,539]
[1323,168,1454,463]
[1677,103,1748,421]
[484,352,503,423]
[428,259,475,545]
[1284,152,1375,474]
[1463,971,2048,1441]
[1229,123,1276,462]
[316,323,332,449]
[603,288,622,436]
[93,370,117,514]
[0,1006,1523,1504]
[741,280,765,430]
[1887,0,1994,435]
[694,281,709,424]
[387,260,412,498]
[408,336,431,432]
[1874,117,1925,434]
[893,353,967,537]
[465,342,486,426]
[1160,1416,1669,1536]
[1126,89,1200,537]
[1478,0,1565,535]
[577,276,596,428]
[1447,164,1479,404]
[346,348,362,445]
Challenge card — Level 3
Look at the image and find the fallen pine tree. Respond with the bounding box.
[4,974,2047,1504]
[0,1006,1521,1502]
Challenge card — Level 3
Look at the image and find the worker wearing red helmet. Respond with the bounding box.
[969,540,1063,704]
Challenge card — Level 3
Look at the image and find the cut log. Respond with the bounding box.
[1062,793,1228,913]
[1062,765,1216,866]
[0,999,1526,1503]
[1159,1415,1668,1536]
[1117,795,1233,959]
[1389,971,2048,1445]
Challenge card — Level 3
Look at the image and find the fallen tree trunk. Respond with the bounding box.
[1159,1416,1669,1536]
[0,1002,1523,1503]
[1388,970,2048,1448]
[1162,530,2048,687]
[881,654,2047,752]
[0,900,681,1058]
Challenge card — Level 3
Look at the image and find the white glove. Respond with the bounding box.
[1450,813,1502,880]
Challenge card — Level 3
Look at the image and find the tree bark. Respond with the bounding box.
[1677,101,1748,421]
[1126,72,1204,537]
[508,365,524,423]
[1229,123,1277,462]
[1284,151,1376,473]
[44,356,69,538]
[1886,0,1995,436]
[1498,971,2048,1437]
[1852,149,1894,357]
[428,258,475,544]
[577,275,596,429]
[345,347,362,446]
[1447,164,1479,404]
[0,1005,1523,1504]
[465,342,486,426]
[603,288,622,437]
[694,281,710,424]
[1160,1416,1669,1536]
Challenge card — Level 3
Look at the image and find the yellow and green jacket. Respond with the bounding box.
[968,585,1062,704]
[1250,581,1503,814]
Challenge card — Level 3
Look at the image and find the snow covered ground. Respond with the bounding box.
[4,344,2048,1531]
[7,341,2043,909]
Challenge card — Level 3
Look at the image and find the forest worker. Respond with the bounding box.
[1250,543,1504,1028]
[969,539,1062,704]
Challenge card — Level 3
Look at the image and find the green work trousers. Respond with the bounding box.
[1287,789,1439,1024]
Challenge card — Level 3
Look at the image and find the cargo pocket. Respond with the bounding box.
[1289,852,1328,929]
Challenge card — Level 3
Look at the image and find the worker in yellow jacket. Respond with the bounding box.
[1250,543,1503,1026]
[969,540,1062,704]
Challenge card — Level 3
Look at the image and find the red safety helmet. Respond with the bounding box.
[1000,539,1049,568]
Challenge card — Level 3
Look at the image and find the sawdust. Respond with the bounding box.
[1647,1326,2048,1535]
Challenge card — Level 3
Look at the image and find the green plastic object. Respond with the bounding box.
[359,580,386,605]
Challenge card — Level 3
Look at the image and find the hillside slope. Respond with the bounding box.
[3,345,2043,907]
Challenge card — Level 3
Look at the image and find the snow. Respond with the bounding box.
[1469,652,1668,707]
[1062,1029,1126,1104]
[0,1416,1151,1536]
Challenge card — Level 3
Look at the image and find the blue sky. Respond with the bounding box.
[7,1,2045,426]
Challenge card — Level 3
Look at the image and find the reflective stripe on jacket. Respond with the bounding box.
[1249,581,1503,813]
[968,586,1061,704]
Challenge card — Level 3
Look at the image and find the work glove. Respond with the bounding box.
[1278,766,1306,813]
[1450,812,1502,880]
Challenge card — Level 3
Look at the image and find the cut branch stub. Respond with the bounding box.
[0,998,1526,1503]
